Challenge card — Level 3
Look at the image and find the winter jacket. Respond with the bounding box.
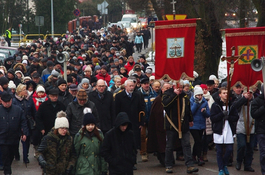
[138,86,157,124]
[100,112,137,175]
[37,129,76,175]
[134,35,144,44]
[189,96,210,130]
[96,73,111,86]
[66,100,99,136]
[35,99,66,133]
[88,90,115,132]
[124,61,135,74]
[58,90,73,108]
[161,88,193,133]
[44,75,58,93]
[74,129,107,175]
[0,104,29,145]
[12,95,37,132]
[251,94,265,134]
[210,100,239,135]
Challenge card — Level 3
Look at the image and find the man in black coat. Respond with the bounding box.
[57,78,73,108]
[35,88,66,136]
[88,79,115,134]
[101,112,137,175]
[0,92,28,175]
[162,80,198,174]
[115,79,145,150]
[251,85,265,175]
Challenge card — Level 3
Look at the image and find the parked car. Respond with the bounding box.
[0,46,17,56]
[107,23,124,29]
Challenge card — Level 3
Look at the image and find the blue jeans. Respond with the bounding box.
[165,130,193,168]
[257,134,265,174]
[236,133,255,168]
[215,144,233,171]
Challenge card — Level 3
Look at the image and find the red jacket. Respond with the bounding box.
[32,92,48,111]
[96,72,111,86]
[124,61,135,74]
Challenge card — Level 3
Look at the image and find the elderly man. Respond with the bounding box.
[66,89,99,137]
[115,79,145,169]
[88,79,115,134]
[0,92,28,175]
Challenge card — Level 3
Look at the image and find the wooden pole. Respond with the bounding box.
[246,95,250,143]
[177,97,182,139]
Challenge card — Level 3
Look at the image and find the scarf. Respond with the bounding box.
[15,94,24,101]
[35,96,47,107]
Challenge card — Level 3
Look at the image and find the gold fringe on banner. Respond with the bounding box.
[157,72,194,83]
[155,23,197,30]
[225,31,265,37]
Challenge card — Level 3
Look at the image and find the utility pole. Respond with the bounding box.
[171,0,176,20]
[51,0,54,38]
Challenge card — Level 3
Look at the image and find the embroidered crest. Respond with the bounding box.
[167,38,184,58]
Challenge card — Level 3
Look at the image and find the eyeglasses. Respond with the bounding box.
[98,85,105,88]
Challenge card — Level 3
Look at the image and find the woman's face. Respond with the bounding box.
[16,73,22,79]
[37,91,45,97]
[86,124,95,132]
[58,128,68,136]
[195,94,203,101]
[82,83,89,89]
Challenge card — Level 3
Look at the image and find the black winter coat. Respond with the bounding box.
[88,90,115,132]
[0,105,29,145]
[251,94,265,134]
[58,90,73,109]
[66,100,99,136]
[161,88,193,133]
[101,112,136,175]
[210,100,239,135]
[35,99,66,133]
[115,90,145,149]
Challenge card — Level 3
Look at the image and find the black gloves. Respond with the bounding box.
[65,165,74,175]
[194,97,200,103]
[38,155,47,169]
[223,110,229,120]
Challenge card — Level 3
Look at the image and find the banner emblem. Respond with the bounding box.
[167,38,184,58]
[238,45,258,65]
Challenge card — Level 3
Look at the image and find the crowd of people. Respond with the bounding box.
[0,23,264,175]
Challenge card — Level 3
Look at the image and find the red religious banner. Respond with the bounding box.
[225,27,265,87]
[155,19,197,81]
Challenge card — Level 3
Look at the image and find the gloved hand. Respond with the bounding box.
[222,111,229,120]
[101,172,108,175]
[65,165,74,174]
[194,97,200,103]
[38,155,47,169]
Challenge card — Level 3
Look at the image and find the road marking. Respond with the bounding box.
[205,168,218,173]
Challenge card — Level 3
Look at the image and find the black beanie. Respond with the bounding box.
[0,77,9,86]
[7,68,15,77]
[57,78,67,86]
[83,113,96,126]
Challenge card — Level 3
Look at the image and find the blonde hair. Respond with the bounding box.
[16,83,26,95]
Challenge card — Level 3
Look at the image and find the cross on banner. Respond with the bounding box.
[221,46,243,110]
[242,49,254,60]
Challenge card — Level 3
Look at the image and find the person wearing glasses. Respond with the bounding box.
[36,111,76,175]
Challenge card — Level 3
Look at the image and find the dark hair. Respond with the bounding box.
[218,87,227,94]
[80,126,103,142]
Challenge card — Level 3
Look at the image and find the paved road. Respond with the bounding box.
[11,136,261,175]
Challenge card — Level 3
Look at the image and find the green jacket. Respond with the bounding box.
[37,128,76,175]
[74,129,107,175]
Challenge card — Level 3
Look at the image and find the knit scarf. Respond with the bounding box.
[35,96,47,107]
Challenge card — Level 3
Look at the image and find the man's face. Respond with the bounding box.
[1,99,12,108]
[77,99,87,106]
[69,90,77,96]
[100,68,107,75]
[96,80,106,93]
[141,82,150,91]
[33,77,40,84]
[207,84,214,92]
[7,73,14,79]
[58,84,67,92]
[233,86,242,95]
[152,82,161,93]
[49,94,58,102]
[125,81,135,93]
[219,90,228,102]
[119,124,128,132]
[162,83,171,94]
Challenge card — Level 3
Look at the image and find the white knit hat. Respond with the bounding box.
[194,87,203,96]
[36,85,45,93]
[22,55,28,60]
[22,60,28,64]
[209,75,217,80]
[8,80,16,89]
[54,111,69,129]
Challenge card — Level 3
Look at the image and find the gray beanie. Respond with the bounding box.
[51,69,60,77]
[81,78,90,85]
[95,65,101,71]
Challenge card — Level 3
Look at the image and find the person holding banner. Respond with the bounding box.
[210,87,239,175]
[233,88,255,172]
[162,80,199,174]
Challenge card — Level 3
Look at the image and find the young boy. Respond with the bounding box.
[210,87,239,175]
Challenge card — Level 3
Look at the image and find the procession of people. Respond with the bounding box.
[0,23,264,175]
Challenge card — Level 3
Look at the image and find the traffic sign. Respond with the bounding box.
[73,9,81,17]
[148,17,157,28]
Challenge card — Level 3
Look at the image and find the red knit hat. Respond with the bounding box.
[121,77,127,85]
[200,84,207,89]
